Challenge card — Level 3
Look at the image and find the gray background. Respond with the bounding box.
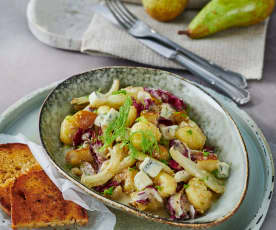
[0,0,275,229]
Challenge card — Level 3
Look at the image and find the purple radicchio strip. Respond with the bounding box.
[132,97,144,115]
[158,117,174,126]
[94,180,120,193]
[169,159,183,172]
[89,144,101,173]
[88,127,105,172]
[169,140,189,157]
[135,191,150,204]
[144,98,154,110]
[167,192,196,220]
[145,88,186,111]
[73,128,84,148]
[176,182,185,193]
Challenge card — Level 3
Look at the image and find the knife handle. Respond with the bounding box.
[173,53,250,105]
[149,32,247,89]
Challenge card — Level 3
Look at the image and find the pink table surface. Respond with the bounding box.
[0,1,276,229]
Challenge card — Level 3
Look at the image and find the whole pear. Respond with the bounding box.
[184,0,275,38]
[142,0,189,22]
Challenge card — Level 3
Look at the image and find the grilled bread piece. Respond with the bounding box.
[11,169,88,229]
[0,143,40,215]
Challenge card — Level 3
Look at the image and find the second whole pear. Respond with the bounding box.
[183,0,275,38]
[142,0,189,22]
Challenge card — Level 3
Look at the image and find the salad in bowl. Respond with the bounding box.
[60,79,230,220]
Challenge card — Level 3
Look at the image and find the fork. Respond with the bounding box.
[105,0,250,105]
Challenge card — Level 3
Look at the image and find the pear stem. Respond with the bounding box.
[177,30,189,35]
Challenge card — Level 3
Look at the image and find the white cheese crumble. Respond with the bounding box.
[139,157,163,178]
[217,162,230,179]
[94,108,119,127]
[160,103,175,119]
[160,125,178,140]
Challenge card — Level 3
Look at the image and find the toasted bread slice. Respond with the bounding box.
[11,170,88,229]
[0,143,40,215]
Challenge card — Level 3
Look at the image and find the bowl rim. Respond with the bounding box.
[39,66,249,228]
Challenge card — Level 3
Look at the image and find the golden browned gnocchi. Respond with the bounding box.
[130,120,161,150]
[62,79,230,221]
[154,172,177,198]
[60,110,96,145]
[186,178,213,213]
[176,126,206,150]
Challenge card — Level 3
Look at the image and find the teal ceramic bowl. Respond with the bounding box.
[39,67,249,228]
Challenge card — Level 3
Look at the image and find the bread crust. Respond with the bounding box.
[11,170,88,229]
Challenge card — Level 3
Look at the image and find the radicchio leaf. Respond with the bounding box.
[145,88,186,111]
[132,97,144,115]
[169,159,183,172]
[167,191,197,220]
[88,126,105,172]
[73,128,84,148]
[169,140,189,158]
[144,98,154,110]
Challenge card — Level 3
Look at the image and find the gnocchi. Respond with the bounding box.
[154,172,177,198]
[60,110,96,145]
[186,178,213,213]
[176,126,206,150]
[130,120,161,150]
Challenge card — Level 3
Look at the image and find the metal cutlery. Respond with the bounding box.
[104,0,250,105]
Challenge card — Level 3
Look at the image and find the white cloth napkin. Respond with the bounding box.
[0,133,116,230]
[81,3,269,80]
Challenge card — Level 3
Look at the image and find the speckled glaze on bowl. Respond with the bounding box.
[39,67,249,228]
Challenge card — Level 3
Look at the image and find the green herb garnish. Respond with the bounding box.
[135,116,148,123]
[131,130,159,156]
[100,96,132,151]
[129,142,140,159]
[159,136,169,148]
[155,185,162,191]
[174,111,188,118]
[128,166,137,171]
[203,151,210,157]
[212,169,219,178]
[112,89,127,95]
[187,129,193,135]
[183,184,189,189]
[103,187,114,195]
[160,159,168,165]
